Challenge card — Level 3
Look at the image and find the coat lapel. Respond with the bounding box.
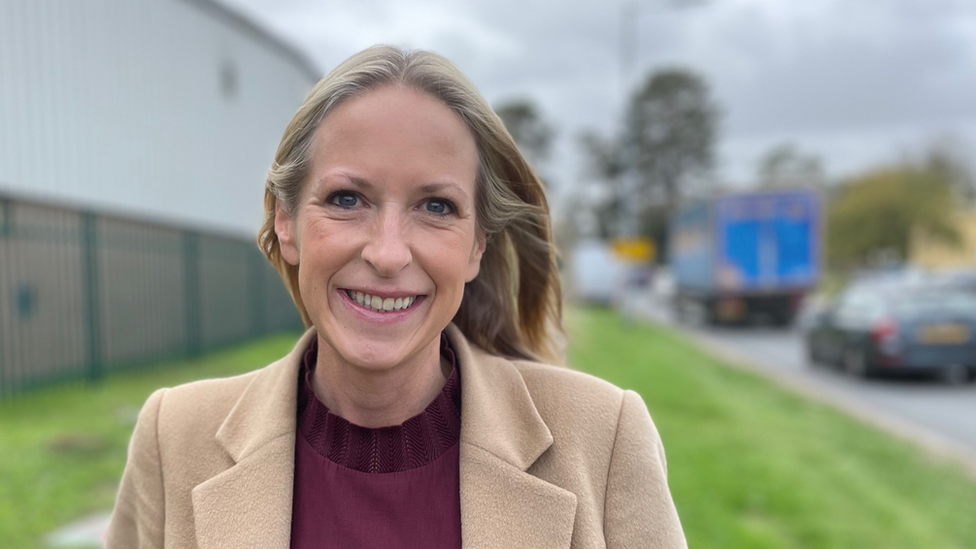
[447,325,579,548]
[191,329,316,549]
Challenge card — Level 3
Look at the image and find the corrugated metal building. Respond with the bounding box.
[0,0,318,235]
[0,0,319,397]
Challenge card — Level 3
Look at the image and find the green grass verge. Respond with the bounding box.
[0,333,302,549]
[3,310,976,548]
[567,307,976,549]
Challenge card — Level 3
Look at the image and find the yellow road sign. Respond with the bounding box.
[611,238,655,262]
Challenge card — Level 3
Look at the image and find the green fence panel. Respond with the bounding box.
[0,202,88,395]
[199,235,252,350]
[183,231,203,358]
[0,196,303,399]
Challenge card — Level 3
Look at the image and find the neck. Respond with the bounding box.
[310,335,450,428]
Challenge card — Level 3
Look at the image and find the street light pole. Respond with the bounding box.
[616,0,708,239]
[618,1,640,238]
[620,2,638,103]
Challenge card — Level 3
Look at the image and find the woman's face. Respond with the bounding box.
[275,86,484,371]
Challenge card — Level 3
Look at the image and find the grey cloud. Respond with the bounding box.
[221,0,976,183]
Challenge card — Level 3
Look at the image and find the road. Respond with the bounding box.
[698,326,976,454]
[632,297,976,463]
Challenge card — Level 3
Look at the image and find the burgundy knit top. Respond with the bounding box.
[289,335,463,548]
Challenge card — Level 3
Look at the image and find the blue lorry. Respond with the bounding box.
[669,189,822,325]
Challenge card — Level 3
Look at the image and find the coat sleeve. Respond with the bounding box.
[106,389,167,549]
[604,390,687,548]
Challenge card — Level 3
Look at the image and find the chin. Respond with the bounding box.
[341,345,410,371]
[319,326,431,372]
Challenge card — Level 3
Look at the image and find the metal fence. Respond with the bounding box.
[0,195,304,399]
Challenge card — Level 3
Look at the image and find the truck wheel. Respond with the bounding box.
[772,311,795,328]
[940,364,971,386]
[805,339,822,366]
[843,348,870,379]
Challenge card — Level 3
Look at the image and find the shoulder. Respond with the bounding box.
[145,330,313,446]
[509,360,657,463]
[152,371,257,432]
[511,359,627,421]
[134,371,260,464]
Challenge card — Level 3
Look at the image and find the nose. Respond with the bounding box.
[361,208,412,276]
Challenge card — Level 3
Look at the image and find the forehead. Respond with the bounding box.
[311,86,479,190]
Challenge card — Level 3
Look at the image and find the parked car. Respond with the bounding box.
[804,287,976,383]
[938,269,976,295]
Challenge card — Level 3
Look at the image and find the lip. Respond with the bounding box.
[337,288,427,323]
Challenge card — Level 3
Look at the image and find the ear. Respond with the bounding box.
[464,230,487,283]
[274,200,301,266]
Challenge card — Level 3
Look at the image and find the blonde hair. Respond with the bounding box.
[257,46,563,364]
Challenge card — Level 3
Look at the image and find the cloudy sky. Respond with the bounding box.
[223,0,976,195]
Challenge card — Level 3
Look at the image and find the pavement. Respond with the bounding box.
[625,294,976,478]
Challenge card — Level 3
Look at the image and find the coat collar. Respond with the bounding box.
[191,325,577,549]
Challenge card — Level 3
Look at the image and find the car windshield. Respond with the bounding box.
[891,292,976,317]
[833,289,891,323]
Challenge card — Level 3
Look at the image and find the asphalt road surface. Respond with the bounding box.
[632,297,976,460]
[697,325,976,456]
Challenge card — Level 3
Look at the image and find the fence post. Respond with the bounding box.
[249,249,266,336]
[0,198,10,237]
[0,198,9,396]
[81,212,102,382]
[184,231,202,356]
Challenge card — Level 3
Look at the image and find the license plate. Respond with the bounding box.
[917,324,971,345]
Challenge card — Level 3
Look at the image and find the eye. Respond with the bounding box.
[423,198,457,216]
[327,191,361,209]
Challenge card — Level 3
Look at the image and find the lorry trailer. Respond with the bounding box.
[670,189,822,325]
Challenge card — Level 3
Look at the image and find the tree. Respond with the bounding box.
[494,99,554,171]
[827,164,962,268]
[923,136,976,204]
[622,68,719,259]
[577,131,625,239]
[757,143,825,189]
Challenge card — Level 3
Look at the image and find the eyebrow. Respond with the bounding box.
[328,172,469,200]
[418,182,469,199]
[344,175,373,190]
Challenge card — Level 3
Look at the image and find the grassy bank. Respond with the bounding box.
[3,309,976,548]
[0,334,302,549]
[567,307,976,548]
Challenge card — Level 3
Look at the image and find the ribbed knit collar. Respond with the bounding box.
[296,335,462,473]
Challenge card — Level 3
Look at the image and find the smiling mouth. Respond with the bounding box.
[344,290,423,313]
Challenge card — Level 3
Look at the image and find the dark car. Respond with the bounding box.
[805,287,976,383]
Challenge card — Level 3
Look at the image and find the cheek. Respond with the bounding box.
[295,221,359,298]
[423,235,476,294]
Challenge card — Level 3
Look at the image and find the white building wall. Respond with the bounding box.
[0,0,319,237]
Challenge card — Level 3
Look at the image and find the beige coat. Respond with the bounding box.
[107,324,686,548]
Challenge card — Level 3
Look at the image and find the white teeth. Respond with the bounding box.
[348,291,420,312]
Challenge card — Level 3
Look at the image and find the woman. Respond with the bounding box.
[107,46,686,548]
